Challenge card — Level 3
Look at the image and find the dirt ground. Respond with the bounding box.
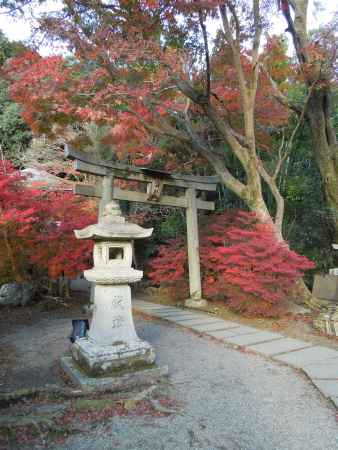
[140,288,338,350]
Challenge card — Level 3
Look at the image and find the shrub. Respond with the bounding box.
[148,211,315,317]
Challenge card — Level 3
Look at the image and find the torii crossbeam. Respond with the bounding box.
[65,146,219,308]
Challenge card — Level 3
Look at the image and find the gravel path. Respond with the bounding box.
[0,317,78,392]
[58,316,338,450]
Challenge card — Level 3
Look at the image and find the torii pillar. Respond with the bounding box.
[185,188,207,308]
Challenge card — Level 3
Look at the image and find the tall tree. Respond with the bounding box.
[278,0,338,235]
[0,31,31,163]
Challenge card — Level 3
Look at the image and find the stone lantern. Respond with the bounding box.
[70,200,155,377]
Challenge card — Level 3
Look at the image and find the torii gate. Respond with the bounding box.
[65,146,218,309]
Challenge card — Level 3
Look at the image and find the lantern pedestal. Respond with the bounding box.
[71,278,155,377]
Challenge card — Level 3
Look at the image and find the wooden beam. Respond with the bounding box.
[74,184,101,197]
[113,187,188,208]
[74,184,214,210]
[74,160,108,176]
[67,146,218,191]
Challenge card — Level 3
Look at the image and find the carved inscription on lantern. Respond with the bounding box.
[112,295,124,309]
[111,315,124,329]
[111,294,125,329]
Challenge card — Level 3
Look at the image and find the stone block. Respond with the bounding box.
[313,274,338,302]
[275,346,338,368]
[71,338,155,377]
[248,338,312,356]
[329,268,338,276]
[0,283,34,306]
[313,305,338,337]
[225,331,284,347]
[60,356,168,392]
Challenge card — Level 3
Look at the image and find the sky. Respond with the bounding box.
[0,0,337,56]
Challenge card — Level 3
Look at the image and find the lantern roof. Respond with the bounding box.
[74,201,153,240]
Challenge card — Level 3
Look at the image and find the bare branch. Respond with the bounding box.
[198,9,211,100]
[183,108,247,199]
[264,68,302,115]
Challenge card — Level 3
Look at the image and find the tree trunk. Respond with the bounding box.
[307,90,338,237]
[281,0,338,237]
[291,279,331,310]
[2,228,25,283]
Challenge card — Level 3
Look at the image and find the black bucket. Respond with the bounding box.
[70,319,90,343]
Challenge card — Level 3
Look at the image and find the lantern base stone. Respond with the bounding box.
[60,356,168,392]
[71,337,156,377]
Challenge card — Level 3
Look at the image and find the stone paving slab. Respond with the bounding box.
[139,307,174,313]
[140,306,177,313]
[172,317,223,325]
[157,311,208,319]
[311,379,338,399]
[133,302,170,310]
[156,311,206,319]
[188,321,240,332]
[137,308,178,316]
[275,346,338,368]
[161,314,208,323]
[206,325,260,340]
[225,331,284,347]
[157,311,205,319]
[248,338,313,356]
[302,359,338,379]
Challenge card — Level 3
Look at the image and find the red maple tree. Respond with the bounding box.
[0,160,95,284]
